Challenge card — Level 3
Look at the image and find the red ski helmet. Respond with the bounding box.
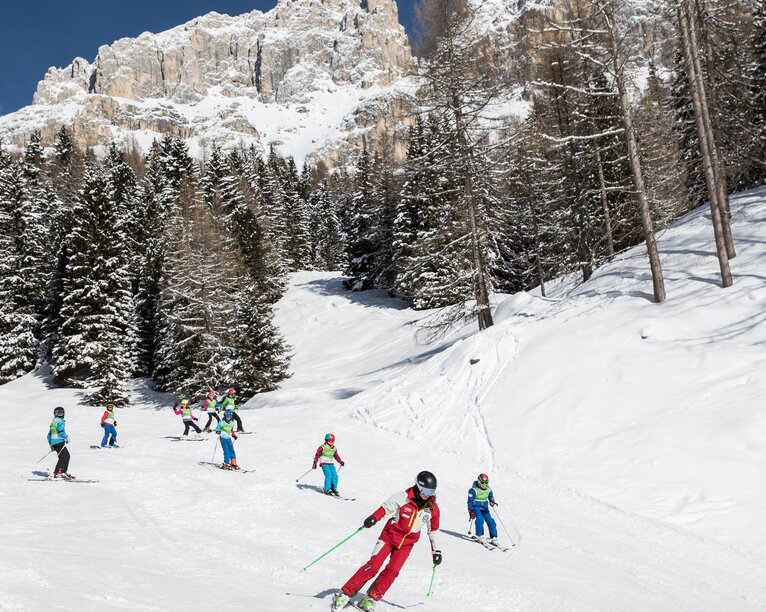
[325,433,335,444]
[227,388,235,396]
[477,473,489,487]
[207,390,216,399]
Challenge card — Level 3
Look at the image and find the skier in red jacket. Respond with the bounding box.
[332,471,442,611]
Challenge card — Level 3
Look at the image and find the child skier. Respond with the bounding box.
[312,433,345,496]
[173,399,202,436]
[202,390,220,432]
[215,409,239,470]
[220,388,244,432]
[47,406,74,479]
[332,471,442,611]
[100,402,118,447]
[468,473,499,545]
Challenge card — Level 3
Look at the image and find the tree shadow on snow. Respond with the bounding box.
[296,277,408,311]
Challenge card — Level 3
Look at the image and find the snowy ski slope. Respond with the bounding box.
[1,188,765,611]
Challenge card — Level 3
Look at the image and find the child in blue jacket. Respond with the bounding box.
[47,406,73,479]
[468,473,499,544]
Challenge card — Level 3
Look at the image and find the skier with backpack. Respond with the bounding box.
[220,388,244,432]
[215,409,239,470]
[468,473,500,547]
[202,390,221,432]
[99,402,118,447]
[173,399,202,436]
[47,406,74,479]
[332,471,442,611]
[312,433,345,496]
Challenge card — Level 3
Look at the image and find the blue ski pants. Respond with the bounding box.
[101,424,117,447]
[220,437,236,464]
[474,506,497,538]
[321,464,338,491]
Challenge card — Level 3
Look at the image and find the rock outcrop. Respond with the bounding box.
[0,0,415,165]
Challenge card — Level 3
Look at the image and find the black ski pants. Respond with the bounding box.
[204,412,220,429]
[232,411,243,432]
[52,443,70,474]
[183,420,202,435]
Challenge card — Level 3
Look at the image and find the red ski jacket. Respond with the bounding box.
[370,486,440,550]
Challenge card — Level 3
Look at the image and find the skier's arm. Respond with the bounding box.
[334,450,344,466]
[57,420,69,442]
[467,488,476,510]
[489,490,497,506]
[428,505,441,561]
[364,491,406,528]
[101,411,108,426]
[312,446,322,468]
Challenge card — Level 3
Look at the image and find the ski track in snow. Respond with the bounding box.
[2,188,766,610]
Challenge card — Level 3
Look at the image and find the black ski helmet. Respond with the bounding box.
[53,406,65,418]
[416,470,437,495]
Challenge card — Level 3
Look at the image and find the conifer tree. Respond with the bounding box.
[344,143,378,290]
[308,180,346,270]
[51,161,136,403]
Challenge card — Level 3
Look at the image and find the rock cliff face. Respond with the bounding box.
[0,0,416,165]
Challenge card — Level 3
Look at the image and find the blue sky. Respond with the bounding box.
[0,0,416,116]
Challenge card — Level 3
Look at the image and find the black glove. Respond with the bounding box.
[100,423,105,428]
[490,500,498,507]
[432,550,442,566]
[363,515,377,529]
[340,461,345,467]
[469,510,475,519]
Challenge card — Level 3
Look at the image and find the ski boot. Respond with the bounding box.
[221,463,233,470]
[357,595,377,611]
[323,489,333,495]
[330,488,340,497]
[55,471,75,480]
[331,592,350,610]
[489,537,499,546]
[203,427,211,433]
[230,459,240,471]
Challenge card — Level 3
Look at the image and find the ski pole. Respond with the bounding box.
[301,526,364,572]
[494,507,519,547]
[36,449,54,464]
[467,518,474,536]
[426,564,438,598]
[212,436,219,462]
[295,468,312,483]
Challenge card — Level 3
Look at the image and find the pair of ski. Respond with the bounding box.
[27,471,98,484]
[322,491,356,502]
[197,461,256,473]
[90,445,120,449]
[475,537,512,553]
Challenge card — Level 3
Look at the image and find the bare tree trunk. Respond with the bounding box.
[686,0,736,259]
[528,203,546,297]
[600,0,666,302]
[678,0,733,287]
[595,147,616,257]
[454,102,493,330]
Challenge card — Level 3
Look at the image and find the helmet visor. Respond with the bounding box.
[418,486,437,497]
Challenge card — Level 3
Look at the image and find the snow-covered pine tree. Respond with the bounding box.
[392,121,426,303]
[282,157,312,271]
[231,282,291,397]
[0,135,57,382]
[344,142,378,291]
[412,0,510,328]
[51,160,136,404]
[307,179,346,270]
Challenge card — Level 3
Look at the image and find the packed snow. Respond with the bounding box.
[1,187,765,610]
